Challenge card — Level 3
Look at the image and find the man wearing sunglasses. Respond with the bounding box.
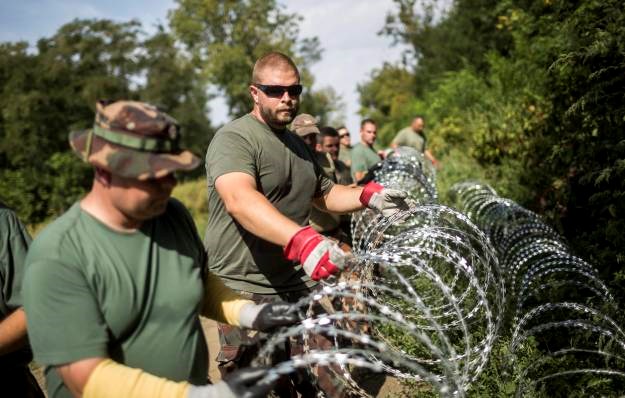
[337,126,352,167]
[204,52,410,392]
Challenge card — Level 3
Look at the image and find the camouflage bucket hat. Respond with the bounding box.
[291,113,320,137]
[69,100,201,180]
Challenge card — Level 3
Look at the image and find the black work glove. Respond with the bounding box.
[251,302,301,332]
[188,367,274,398]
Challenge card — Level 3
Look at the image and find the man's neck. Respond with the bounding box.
[80,186,142,232]
[250,109,287,133]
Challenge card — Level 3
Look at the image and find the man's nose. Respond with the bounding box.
[280,90,296,102]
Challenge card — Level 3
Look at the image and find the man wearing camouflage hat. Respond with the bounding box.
[22,100,298,398]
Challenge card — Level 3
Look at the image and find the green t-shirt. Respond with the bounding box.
[205,114,334,294]
[0,203,33,367]
[310,153,341,233]
[392,126,426,152]
[350,142,381,180]
[23,199,208,398]
[338,145,351,167]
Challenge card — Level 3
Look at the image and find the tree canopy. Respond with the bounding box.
[1,2,344,224]
[359,0,625,301]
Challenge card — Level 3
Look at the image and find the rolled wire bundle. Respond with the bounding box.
[254,206,502,397]
[253,154,504,396]
[352,146,438,252]
[448,181,625,396]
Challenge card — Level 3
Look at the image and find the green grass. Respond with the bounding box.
[172,178,209,236]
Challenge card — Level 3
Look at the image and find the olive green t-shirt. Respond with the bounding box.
[338,145,352,167]
[205,114,334,294]
[392,126,426,152]
[310,153,342,233]
[23,199,208,398]
[350,142,382,181]
[0,203,33,368]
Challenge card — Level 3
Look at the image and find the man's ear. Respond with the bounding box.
[249,85,260,105]
[94,167,112,187]
[315,143,323,152]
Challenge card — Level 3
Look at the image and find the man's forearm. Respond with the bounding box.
[224,187,301,246]
[0,308,28,356]
[315,184,364,214]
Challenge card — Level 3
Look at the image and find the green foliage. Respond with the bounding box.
[359,0,625,393]
[171,178,208,236]
[357,63,417,146]
[169,0,343,124]
[0,19,213,223]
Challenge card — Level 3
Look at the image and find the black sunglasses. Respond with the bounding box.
[253,84,303,98]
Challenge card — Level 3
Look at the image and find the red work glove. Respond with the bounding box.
[360,181,410,217]
[284,226,348,281]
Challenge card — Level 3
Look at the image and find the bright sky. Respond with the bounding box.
[0,0,410,140]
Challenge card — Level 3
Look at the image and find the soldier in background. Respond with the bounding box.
[391,116,439,167]
[337,126,352,167]
[0,203,45,398]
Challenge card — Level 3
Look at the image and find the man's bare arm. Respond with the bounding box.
[353,171,367,182]
[425,149,439,168]
[0,308,28,356]
[313,184,364,214]
[215,172,301,246]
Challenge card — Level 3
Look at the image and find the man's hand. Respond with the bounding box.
[188,367,275,398]
[359,181,410,217]
[284,226,349,281]
[239,302,300,331]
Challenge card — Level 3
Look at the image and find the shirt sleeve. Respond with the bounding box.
[392,129,407,146]
[311,151,335,197]
[205,131,257,186]
[0,209,32,311]
[23,258,109,365]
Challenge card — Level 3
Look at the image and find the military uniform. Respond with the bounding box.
[309,152,353,243]
[23,101,263,398]
[392,126,426,152]
[350,142,381,181]
[338,144,351,167]
[0,204,45,398]
[205,113,341,395]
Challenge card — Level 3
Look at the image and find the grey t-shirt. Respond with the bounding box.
[205,114,334,294]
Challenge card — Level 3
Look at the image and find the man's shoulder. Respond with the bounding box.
[215,114,268,137]
[352,143,369,154]
[211,114,271,152]
[27,203,83,266]
[163,198,197,233]
[0,204,21,233]
[335,159,349,170]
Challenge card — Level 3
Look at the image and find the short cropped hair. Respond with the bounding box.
[252,52,300,83]
[319,126,339,138]
[360,118,376,129]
